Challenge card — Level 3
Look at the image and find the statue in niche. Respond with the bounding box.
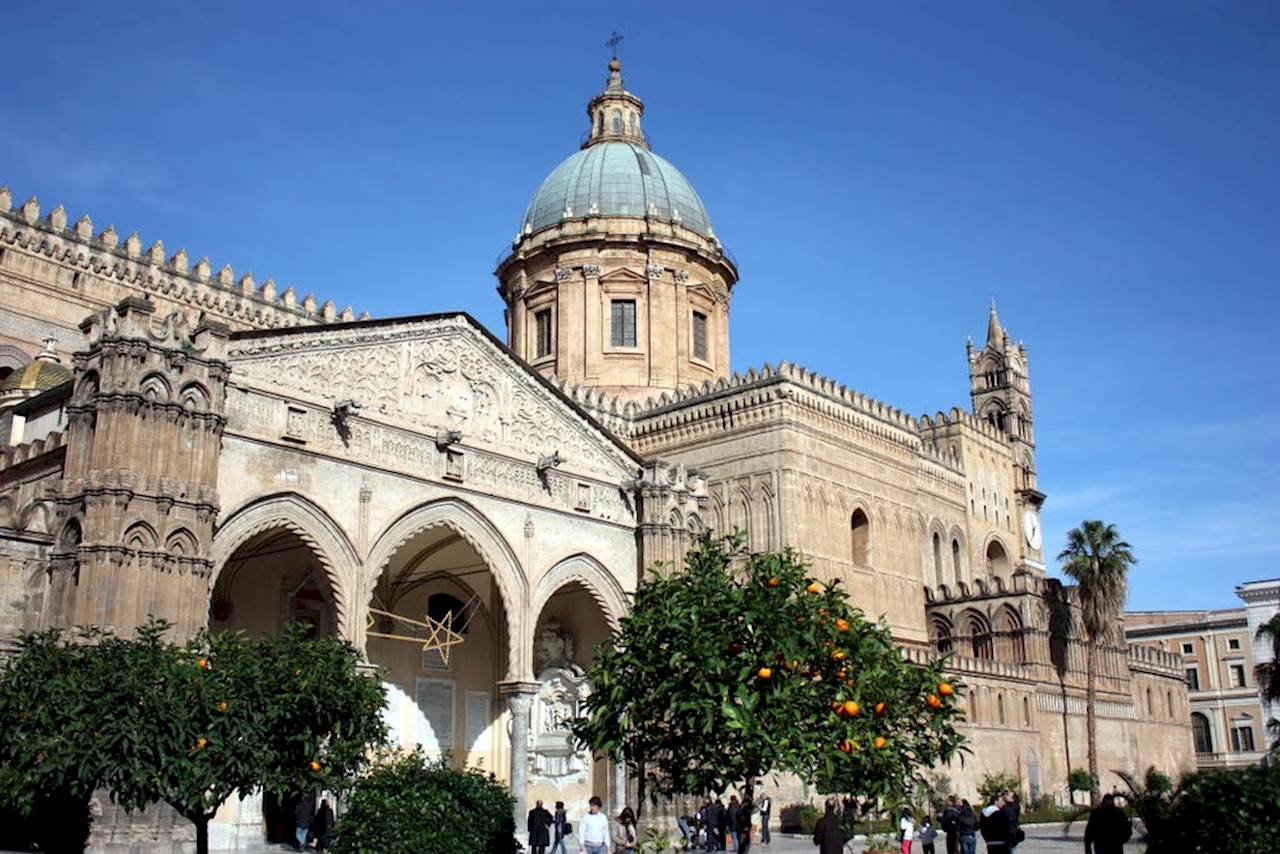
[529,620,589,786]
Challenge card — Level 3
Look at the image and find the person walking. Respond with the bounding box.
[727,796,741,851]
[734,798,753,854]
[980,793,1012,853]
[311,799,334,853]
[293,795,314,852]
[611,806,638,854]
[812,798,845,854]
[955,800,978,854]
[1083,794,1132,854]
[917,818,937,854]
[940,796,960,854]
[713,797,728,851]
[579,796,610,854]
[757,791,772,845]
[528,799,554,854]
[551,801,570,854]
[898,808,915,854]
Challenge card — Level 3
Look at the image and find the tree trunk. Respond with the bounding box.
[1085,639,1100,807]
[185,811,211,854]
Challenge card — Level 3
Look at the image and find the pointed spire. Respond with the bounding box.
[986,299,1004,346]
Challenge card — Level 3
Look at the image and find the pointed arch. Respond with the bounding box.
[211,492,360,640]
[531,553,628,632]
[364,496,528,680]
[850,505,871,567]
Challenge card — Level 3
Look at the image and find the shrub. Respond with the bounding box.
[1144,764,1280,853]
[977,771,1022,805]
[1068,768,1094,796]
[333,750,515,854]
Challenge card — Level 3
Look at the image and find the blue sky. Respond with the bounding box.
[5,2,1277,611]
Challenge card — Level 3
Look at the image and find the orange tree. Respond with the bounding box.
[574,533,965,819]
[0,620,386,854]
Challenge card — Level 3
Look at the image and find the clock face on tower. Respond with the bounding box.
[1023,509,1043,550]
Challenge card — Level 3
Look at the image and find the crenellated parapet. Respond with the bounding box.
[0,186,369,334]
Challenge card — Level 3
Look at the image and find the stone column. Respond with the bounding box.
[613,758,628,814]
[501,681,540,833]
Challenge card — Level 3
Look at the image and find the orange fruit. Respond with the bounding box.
[197,658,209,669]
[939,681,954,696]
[831,650,846,662]
[874,702,887,716]
[839,739,855,754]
[836,668,848,679]
[843,700,860,717]
[193,737,207,750]
[874,736,887,750]
[806,582,821,594]
[310,760,321,771]
[767,577,780,588]
[217,701,228,712]
[757,666,773,680]
[788,659,800,670]
[927,694,942,709]
[835,618,849,632]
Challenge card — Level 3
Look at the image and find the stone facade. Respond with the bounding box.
[0,57,1195,849]
[1127,606,1269,769]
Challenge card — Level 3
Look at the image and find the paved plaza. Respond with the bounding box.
[737,823,1140,854]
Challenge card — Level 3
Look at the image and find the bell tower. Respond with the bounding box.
[968,302,1035,460]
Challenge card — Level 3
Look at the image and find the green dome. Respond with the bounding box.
[0,358,71,393]
[521,141,714,239]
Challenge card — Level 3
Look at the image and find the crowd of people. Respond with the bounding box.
[526,786,1133,854]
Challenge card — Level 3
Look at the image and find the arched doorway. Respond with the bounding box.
[209,526,340,845]
[365,522,511,775]
[527,578,617,819]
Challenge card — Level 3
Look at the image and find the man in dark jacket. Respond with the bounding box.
[527,799,553,854]
[940,796,960,854]
[956,801,979,854]
[812,798,845,854]
[726,796,741,851]
[311,799,334,853]
[1084,794,1132,854]
[980,793,1012,852]
[294,795,314,852]
[713,797,727,851]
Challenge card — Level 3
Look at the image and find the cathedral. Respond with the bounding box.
[0,58,1191,848]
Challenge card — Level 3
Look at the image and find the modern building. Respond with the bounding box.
[1127,607,1266,768]
[0,58,1193,849]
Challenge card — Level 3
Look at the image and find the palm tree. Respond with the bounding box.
[1059,520,1136,806]
[1256,613,1280,750]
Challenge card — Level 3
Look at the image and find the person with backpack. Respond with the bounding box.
[551,801,570,854]
[940,796,960,854]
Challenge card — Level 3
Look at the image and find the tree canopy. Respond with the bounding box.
[0,620,387,854]
[574,533,966,812]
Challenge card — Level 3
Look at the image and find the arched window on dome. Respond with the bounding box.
[611,109,623,135]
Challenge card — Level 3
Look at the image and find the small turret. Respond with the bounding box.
[583,58,647,148]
